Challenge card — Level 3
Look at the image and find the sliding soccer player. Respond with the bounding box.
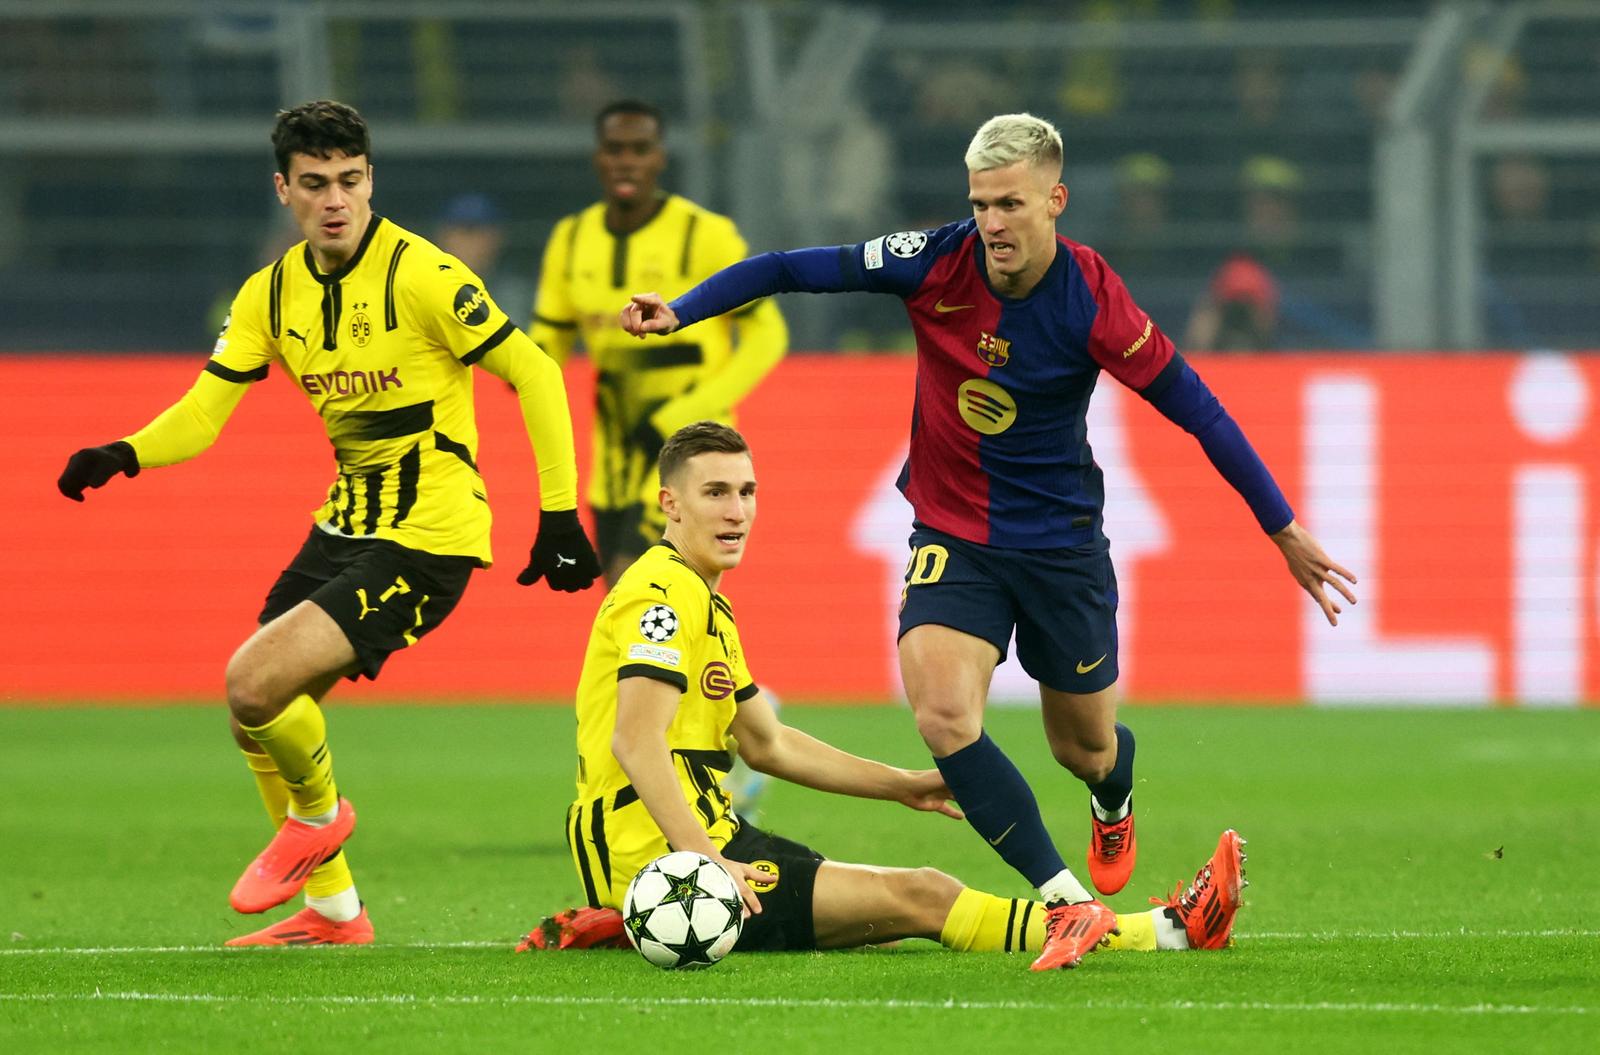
[57,100,600,946]
[523,422,1246,970]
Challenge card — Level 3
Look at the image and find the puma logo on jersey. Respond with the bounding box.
[286,328,309,347]
[355,589,380,620]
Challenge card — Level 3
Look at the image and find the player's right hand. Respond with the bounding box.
[57,441,140,501]
[619,293,679,338]
[711,854,766,918]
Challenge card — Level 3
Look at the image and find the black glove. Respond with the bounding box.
[517,509,601,591]
[58,441,140,502]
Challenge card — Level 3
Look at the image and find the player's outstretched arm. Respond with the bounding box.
[730,693,962,818]
[1271,519,1358,627]
[613,677,764,916]
[57,368,251,501]
[620,246,859,339]
[476,333,599,591]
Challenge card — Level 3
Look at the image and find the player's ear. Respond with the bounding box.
[273,171,290,206]
[660,485,679,522]
[1049,182,1068,218]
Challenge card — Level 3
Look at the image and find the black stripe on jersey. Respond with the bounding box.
[733,684,759,704]
[613,785,639,810]
[617,663,687,693]
[384,239,410,331]
[838,243,866,289]
[610,230,629,288]
[346,400,435,441]
[563,216,579,281]
[268,257,285,338]
[571,803,600,909]
[638,344,702,369]
[1004,898,1018,952]
[460,319,515,366]
[595,372,627,507]
[337,472,357,534]
[589,795,611,889]
[361,469,384,534]
[433,430,479,472]
[711,595,735,621]
[321,282,342,350]
[1018,900,1035,952]
[674,749,732,830]
[678,213,698,276]
[204,360,269,384]
[390,443,421,528]
[533,313,576,330]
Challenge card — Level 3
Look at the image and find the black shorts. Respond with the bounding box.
[592,504,655,570]
[722,822,826,952]
[258,527,476,680]
[897,523,1120,693]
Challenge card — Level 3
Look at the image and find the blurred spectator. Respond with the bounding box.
[1095,152,1188,284]
[557,44,622,122]
[1185,254,1278,351]
[1240,154,1303,270]
[435,193,531,326]
[1489,154,1550,224]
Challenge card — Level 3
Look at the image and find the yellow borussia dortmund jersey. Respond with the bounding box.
[531,194,771,511]
[567,541,757,908]
[213,216,517,563]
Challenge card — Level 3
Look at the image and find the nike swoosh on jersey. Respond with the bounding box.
[934,300,975,313]
[1076,654,1107,674]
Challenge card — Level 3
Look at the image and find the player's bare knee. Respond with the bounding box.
[225,656,278,728]
[913,704,980,757]
[1052,742,1113,783]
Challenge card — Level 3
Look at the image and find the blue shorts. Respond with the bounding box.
[897,524,1119,693]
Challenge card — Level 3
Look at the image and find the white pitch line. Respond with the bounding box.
[4,929,1596,956]
[0,991,1590,1018]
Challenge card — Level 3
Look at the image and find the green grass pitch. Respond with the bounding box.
[1,704,1595,1053]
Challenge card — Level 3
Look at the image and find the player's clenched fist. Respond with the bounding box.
[619,292,680,337]
[58,441,140,501]
[517,508,601,591]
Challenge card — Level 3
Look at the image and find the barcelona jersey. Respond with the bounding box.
[843,220,1176,550]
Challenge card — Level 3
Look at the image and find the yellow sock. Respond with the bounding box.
[238,746,355,900]
[240,694,338,818]
[940,888,1161,954]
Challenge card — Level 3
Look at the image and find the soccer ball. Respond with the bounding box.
[622,851,744,969]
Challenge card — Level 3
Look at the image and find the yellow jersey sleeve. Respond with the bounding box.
[123,267,279,467]
[609,575,710,694]
[474,330,581,512]
[400,253,517,367]
[529,214,579,366]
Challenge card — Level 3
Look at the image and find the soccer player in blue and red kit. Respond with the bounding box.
[620,113,1357,971]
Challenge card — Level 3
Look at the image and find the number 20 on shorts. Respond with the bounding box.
[900,543,948,609]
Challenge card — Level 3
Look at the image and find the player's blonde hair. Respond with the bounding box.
[964,113,1063,175]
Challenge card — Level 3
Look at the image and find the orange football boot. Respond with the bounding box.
[515,906,628,951]
[1151,828,1248,950]
[229,797,357,914]
[1087,801,1136,895]
[225,905,373,947]
[1029,900,1119,971]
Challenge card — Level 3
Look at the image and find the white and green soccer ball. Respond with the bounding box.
[622,851,744,969]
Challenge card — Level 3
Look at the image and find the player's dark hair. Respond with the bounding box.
[595,99,665,139]
[659,421,749,485]
[272,100,371,176]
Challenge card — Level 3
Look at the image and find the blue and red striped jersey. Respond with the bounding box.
[846,220,1175,549]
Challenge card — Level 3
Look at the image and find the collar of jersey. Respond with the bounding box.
[302,214,384,285]
[603,192,673,239]
[971,227,1068,305]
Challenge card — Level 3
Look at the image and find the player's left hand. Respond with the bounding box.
[518,509,601,592]
[896,769,964,820]
[1271,519,1358,626]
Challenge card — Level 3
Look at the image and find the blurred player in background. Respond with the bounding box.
[56,100,600,946]
[520,423,1247,970]
[621,113,1354,970]
[530,99,788,586]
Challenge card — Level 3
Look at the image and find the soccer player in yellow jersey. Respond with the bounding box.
[523,423,1247,968]
[530,100,788,585]
[56,101,601,946]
